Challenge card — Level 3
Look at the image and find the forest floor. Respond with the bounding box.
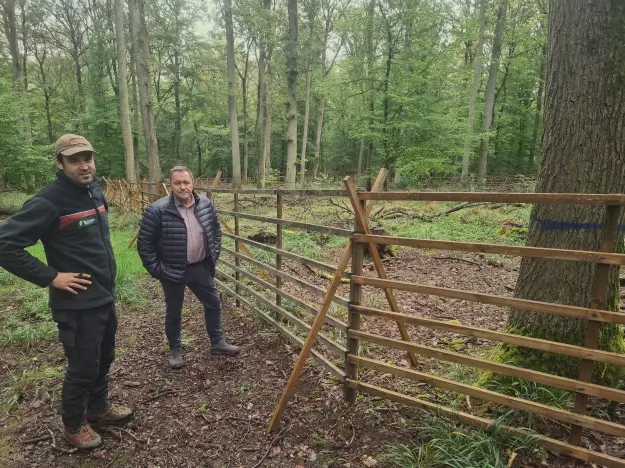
[0,190,623,467]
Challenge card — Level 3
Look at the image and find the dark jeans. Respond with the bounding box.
[160,261,223,348]
[52,303,117,428]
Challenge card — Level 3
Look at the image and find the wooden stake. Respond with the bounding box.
[346,196,365,404]
[569,205,621,445]
[344,177,419,367]
[266,169,388,433]
[276,193,283,306]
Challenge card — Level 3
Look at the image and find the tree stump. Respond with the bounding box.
[248,230,277,245]
[365,226,396,259]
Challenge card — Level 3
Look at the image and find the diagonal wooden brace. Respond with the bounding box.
[266,169,389,433]
[344,177,419,368]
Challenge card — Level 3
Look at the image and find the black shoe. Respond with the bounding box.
[169,346,184,368]
[211,339,240,356]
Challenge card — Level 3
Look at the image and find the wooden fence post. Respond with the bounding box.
[276,193,283,306]
[569,204,621,445]
[234,192,241,307]
[345,195,365,404]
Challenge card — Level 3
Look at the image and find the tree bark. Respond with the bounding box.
[33,40,54,143]
[128,14,141,178]
[503,0,625,385]
[257,48,266,188]
[264,94,272,171]
[238,42,250,183]
[129,0,160,185]
[299,69,311,182]
[461,0,486,183]
[224,0,241,187]
[364,0,375,188]
[173,49,182,162]
[313,96,325,180]
[476,0,507,184]
[194,121,202,177]
[19,1,26,91]
[357,136,365,174]
[256,0,271,188]
[284,0,298,189]
[114,0,136,183]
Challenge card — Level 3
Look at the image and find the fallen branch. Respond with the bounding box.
[117,426,143,443]
[97,426,122,441]
[105,454,120,468]
[507,452,518,467]
[47,428,78,454]
[166,449,179,463]
[20,434,52,445]
[377,202,524,221]
[250,426,289,468]
[433,256,480,266]
[141,389,174,404]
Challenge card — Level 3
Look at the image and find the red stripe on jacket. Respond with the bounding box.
[59,205,106,230]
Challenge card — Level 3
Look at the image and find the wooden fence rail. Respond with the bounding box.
[103,176,625,467]
[268,181,625,468]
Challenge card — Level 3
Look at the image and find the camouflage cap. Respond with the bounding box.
[55,134,94,157]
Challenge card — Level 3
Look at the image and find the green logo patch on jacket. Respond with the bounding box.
[78,217,96,228]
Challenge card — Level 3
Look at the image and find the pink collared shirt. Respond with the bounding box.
[176,198,207,264]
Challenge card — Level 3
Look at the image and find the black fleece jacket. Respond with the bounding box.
[0,171,116,310]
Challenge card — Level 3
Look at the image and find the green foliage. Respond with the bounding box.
[379,415,543,468]
[1,367,62,415]
[0,322,56,349]
[0,0,546,186]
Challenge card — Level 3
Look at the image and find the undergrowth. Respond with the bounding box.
[379,414,544,468]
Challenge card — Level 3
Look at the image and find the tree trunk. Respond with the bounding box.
[264,97,272,171]
[224,0,241,187]
[240,46,249,184]
[382,25,393,170]
[284,0,298,189]
[242,74,248,183]
[35,50,54,144]
[19,1,26,91]
[313,96,325,180]
[357,136,365,174]
[257,48,267,186]
[129,21,141,178]
[173,49,182,162]
[129,0,160,185]
[299,70,311,183]
[476,0,507,184]
[195,122,202,177]
[461,0,486,183]
[114,0,136,183]
[502,0,625,386]
[257,52,266,188]
[2,0,31,144]
[529,43,547,171]
[364,0,375,188]
[44,89,53,143]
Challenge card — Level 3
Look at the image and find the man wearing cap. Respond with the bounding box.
[0,134,134,450]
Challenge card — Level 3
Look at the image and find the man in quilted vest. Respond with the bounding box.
[137,166,239,368]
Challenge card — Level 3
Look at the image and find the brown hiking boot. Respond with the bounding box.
[86,403,135,426]
[63,424,103,450]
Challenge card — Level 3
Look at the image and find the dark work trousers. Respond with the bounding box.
[51,303,117,428]
[160,261,223,348]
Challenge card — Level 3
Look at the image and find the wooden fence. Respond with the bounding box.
[265,181,625,468]
[104,174,625,467]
